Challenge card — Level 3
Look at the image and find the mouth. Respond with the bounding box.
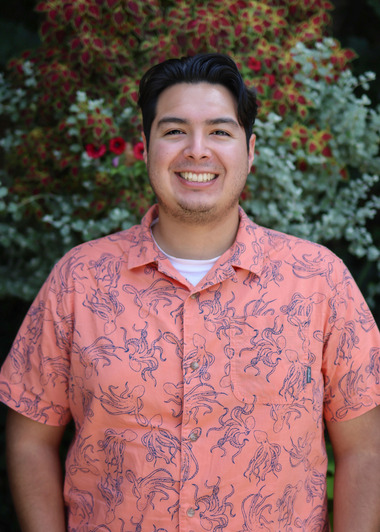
[178,171,218,183]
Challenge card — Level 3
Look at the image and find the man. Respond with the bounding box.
[1,53,379,532]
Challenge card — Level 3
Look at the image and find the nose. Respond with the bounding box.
[183,133,211,160]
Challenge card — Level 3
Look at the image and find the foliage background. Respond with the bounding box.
[0,0,379,530]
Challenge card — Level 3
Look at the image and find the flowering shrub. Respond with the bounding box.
[0,0,379,309]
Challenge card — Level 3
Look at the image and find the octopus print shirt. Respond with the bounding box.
[1,204,379,532]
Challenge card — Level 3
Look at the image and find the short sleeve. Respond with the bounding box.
[0,261,73,426]
[322,259,380,422]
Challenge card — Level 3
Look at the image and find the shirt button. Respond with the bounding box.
[190,361,199,371]
[189,431,199,442]
[190,292,199,300]
[187,507,196,517]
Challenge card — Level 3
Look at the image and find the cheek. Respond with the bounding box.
[149,145,174,166]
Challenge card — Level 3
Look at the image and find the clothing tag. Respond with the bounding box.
[306,366,312,384]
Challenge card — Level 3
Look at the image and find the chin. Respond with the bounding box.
[159,200,215,223]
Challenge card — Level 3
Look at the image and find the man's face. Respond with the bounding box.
[143,82,255,225]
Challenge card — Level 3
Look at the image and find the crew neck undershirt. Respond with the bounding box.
[151,223,220,286]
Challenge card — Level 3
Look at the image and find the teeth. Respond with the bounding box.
[180,172,216,182]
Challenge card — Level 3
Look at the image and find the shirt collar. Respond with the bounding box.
[127,204,265,277]
[127,204,164,270]
[228,206,265,275]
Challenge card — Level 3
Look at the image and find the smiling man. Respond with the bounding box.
[145,82,254,221]
[144,82,255,262]
[1,54,380,532]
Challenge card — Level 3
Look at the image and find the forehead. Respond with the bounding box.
[153,82,239,124]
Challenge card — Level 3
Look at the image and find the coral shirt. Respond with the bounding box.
[1,205,379,531]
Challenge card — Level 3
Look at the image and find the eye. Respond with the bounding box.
[211,130,231,137]
[165,129,184,136]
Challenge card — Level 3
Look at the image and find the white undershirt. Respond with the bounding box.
[151,226,220,286]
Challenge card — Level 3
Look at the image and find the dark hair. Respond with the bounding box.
[138,53,258,149]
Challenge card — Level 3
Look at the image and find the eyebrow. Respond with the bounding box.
[156,116,240,129]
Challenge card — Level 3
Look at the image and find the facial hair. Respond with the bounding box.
[147,160,248,226]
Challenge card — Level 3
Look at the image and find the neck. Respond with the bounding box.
[152,207,240,259]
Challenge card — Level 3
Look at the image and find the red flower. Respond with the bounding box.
[308,142,318,153]
[344,49,356,60]
[298,160,308,172]
[255,83,264,95]
[273,89,284,100]
[339,167,349,180]
[248,57,262,72]
[264,74,276,86]
[86,143,106,158]
[109,137,126,155]
[322,146,332,157]
[133,141,145,160]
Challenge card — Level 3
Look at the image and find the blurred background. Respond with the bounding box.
[0,0,379,529]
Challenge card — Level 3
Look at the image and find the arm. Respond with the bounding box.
[326,405,380,532]
[6,408,68,532]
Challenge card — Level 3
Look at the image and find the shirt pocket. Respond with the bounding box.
[229,324,314,405]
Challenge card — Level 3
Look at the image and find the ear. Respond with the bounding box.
[142,132,148,164]
[248,133,256,169]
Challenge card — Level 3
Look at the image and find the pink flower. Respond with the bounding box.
[86,143,107,158]
[109,136,126,155]
[133,141,145,160]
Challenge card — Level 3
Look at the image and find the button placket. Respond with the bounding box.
[181,290,203,529]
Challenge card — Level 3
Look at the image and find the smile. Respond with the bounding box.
[179,172,217,183]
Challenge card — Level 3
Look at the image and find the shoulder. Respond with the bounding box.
[56,223,141,268]
[241,210,343,268]
[42,224,143,298]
